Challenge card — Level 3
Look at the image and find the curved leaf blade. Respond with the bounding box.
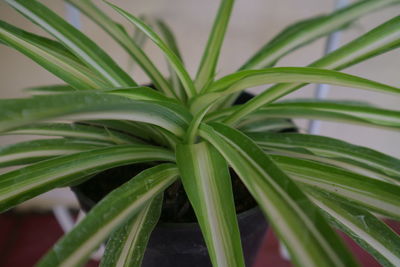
[65,0,175,97]
[196,67,400,117]
[251,132,400,184]
[241,0,399,69]
[311,15,400,70]
[195,0,235,90]
[239,102,400,132]
[209,67,400,96]
[155,19,186,99]
[200,123,358,267]
[225,15,400,125]
[0,21,109,89]
[0,145,174,212]
[6,0,135,87]
[309,191,400,267]
[176,142,244,267]
[106,1,196,98]
[0,138,104,168]
[108,86,178,104]
[25,85,77,94]
[2,123,141,145]
[0,92,191,137]
[37,164,178,267]
[100,195,163,267]
[272,155,400,220]
[239,118,297,133]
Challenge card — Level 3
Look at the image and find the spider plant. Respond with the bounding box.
[0,0,400,266]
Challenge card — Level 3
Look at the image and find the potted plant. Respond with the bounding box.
[1,0,400,266]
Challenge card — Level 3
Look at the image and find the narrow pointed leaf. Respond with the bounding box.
[106,1,196,98]
[309,191,400,267]
[239,118,297,133]
[265,100,400,128]
[310,15,400,70]
[65,0,175,97]
[176,142,245,267]
[272,155,400,220]
[6,0,136,87]
[0,145,174,212]
[241,0,400,69]
[208,67,400,96]
[0,139,104,168]
[108,86,178,104]
[156,19,186,99]
[238,102,400,131]
[37,164,178,267]
[195,0,235,90]
[0,92,191,137]
[82,120,175,147]
[100,195,163,267]
[200,123,358,267]
[225,15,400,124]
[2,123,140,145]
[25,85,77,94]
[127,15,149,72]
[0,21,109,89]
[196,67,400,115]
[251,132,400,184]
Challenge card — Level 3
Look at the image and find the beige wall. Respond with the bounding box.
[0,0,399,208]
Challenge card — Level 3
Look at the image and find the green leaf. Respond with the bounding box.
[155,19,186,99]
[0,92,191,137]
[2,123,140,145]
[199,123,358,267]
[195,67,400,116]
[250,132,400,184]
[126,15,149,72]
[241,0,400,69]
[176,142,244,267]
[239,100,400,131]
[106,1,196,99]
[65,0,175,97]
[107,86,179,104]
[0,145,175,212]
[37,164,178,267]
[100,195,163,267]
[0,138,104,168]
[81,120,175,147]
[272,155,400,220]
[0,21,109,90]
[155,20,183,61]
[25,84,77,94]
[195,0,235,91]
[28,84,179,104]
[239,118,297,133]
[310,15,400,70]
[309,191,400,267]
[6,0,136,87]
[225,15,400,125]
[209,67,400,96]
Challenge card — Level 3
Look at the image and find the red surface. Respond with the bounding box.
[0,211,97,267]
[0,211,399,266]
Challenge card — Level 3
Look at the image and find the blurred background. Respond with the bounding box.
[0,0,399,265]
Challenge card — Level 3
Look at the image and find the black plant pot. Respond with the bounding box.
[72,167,268,267]
[72,182,267,266]
[141,206,266,267]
